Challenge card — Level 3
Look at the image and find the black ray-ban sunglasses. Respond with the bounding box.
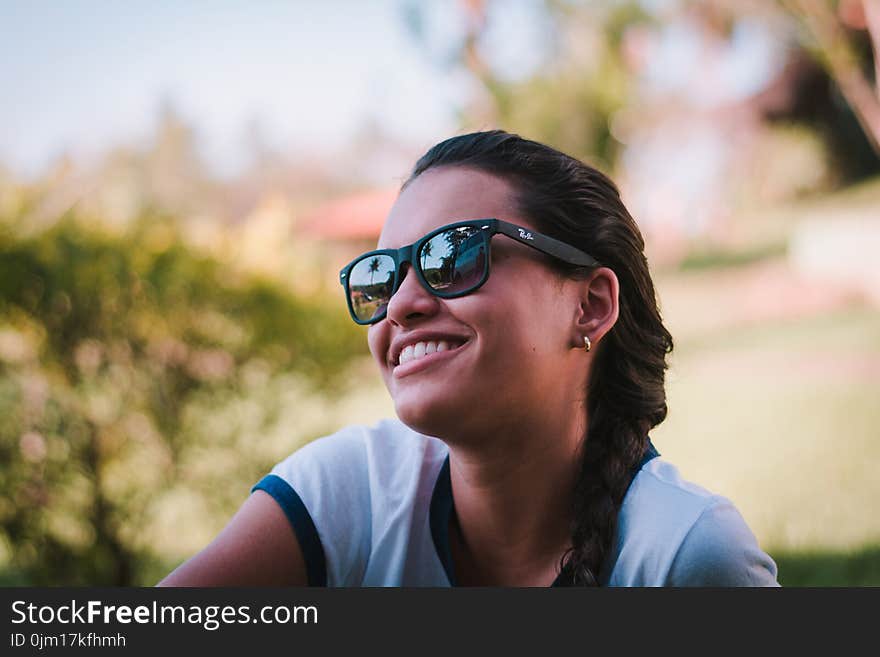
[339,218,601,325]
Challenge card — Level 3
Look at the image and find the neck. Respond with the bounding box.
[444,400,586,586]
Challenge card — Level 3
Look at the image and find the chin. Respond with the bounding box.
[392,389,463,438]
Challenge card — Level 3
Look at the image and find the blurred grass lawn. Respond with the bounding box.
[773,545,880,586]
[652,281,880,585]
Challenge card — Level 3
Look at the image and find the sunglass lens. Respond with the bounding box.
[348,254,396,322]
[420,227,486,294]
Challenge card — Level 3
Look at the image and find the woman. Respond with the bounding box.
[160,131,779,587]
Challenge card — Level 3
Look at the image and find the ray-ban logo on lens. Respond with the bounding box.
[518,229,534,240]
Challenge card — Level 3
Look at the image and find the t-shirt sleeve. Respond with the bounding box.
[251,426,372,587]
[665,499,780,587]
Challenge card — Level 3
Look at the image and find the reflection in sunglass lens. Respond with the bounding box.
[348,254,396,322]
[419,227,486,294]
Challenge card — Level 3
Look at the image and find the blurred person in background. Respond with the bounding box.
[160,131,779,587]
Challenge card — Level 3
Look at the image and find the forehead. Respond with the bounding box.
[378,167,525,248]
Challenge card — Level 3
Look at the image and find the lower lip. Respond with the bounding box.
[391,343,469,379]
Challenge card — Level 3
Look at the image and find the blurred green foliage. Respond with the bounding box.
[0,214,365,585]
[484,1,653,168]
[775,546,880,587]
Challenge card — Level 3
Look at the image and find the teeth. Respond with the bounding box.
[397,340,460,365]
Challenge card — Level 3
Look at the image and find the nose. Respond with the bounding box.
[385,262,441,326]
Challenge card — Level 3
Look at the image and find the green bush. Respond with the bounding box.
[0,215,365,585]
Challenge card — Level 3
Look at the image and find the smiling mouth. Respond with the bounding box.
[393,339,467,367]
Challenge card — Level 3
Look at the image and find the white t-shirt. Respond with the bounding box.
[252,418,779,587]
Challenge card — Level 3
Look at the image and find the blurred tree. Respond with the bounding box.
[402,0,652,168]
[404,0,880,185]
[763,47,880,183]
[0,213,365,585]
[780,0,880,154]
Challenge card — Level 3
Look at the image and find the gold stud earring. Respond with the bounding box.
[583,335,591,352]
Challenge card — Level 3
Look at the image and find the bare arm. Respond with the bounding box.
[158,490,308,586]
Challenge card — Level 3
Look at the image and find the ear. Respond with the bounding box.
[572,267,619,348]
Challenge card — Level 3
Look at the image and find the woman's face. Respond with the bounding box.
[367,166,584,439]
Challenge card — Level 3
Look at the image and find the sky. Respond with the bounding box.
[0,0,483,178]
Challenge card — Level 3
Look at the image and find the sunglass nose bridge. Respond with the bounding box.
[390,244,416,288]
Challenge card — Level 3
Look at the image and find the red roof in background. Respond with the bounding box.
[300,188,398,240]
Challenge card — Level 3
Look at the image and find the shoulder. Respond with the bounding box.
[610,458,779,586]
[625,458,724,524]
[256,418,448,586]
[666,497,780,586]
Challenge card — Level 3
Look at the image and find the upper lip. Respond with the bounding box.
[389,330,470,366]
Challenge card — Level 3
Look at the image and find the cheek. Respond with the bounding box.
[481,284,570,368]
[478,276,564,349]
[456,298,549,381]
[367,326,389,368]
